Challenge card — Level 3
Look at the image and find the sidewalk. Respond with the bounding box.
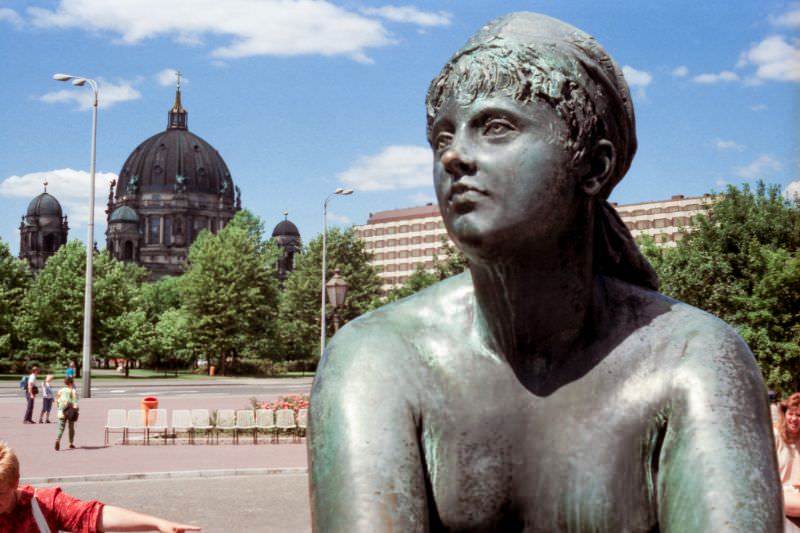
[0,393,309,481]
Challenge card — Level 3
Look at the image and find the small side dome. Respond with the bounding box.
[272,219,300,238]
[109,205,139,222]
[26,192,63,218]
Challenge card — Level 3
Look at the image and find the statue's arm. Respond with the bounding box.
[658,328,782,532]
[309,324,429,532]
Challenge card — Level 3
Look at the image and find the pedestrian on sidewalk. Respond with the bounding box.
[55,377,78,451]
[38,374,54,424]
[65,361,76,379]
[22,366,40,424]
[0,441,202,532]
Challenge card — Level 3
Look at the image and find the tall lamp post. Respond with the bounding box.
[321,188,353,357]
[325,269,349,333]
[53,73,98,398]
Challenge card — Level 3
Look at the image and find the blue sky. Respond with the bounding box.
[0,0,797,253]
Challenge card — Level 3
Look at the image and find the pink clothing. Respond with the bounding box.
[0,485,103,533]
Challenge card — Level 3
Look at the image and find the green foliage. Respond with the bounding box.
[639,182,800,394]
[433,235,468,280]
[381,264,439,304]
[0,239,30,363]
[180,210,281,374]
[277,227,382,359]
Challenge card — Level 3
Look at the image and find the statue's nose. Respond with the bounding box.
[441,147,477,178]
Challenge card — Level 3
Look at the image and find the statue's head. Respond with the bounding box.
[426,12,636,200]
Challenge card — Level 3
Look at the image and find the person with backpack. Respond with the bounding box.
[54,377,78,451]
[22,366,40,424]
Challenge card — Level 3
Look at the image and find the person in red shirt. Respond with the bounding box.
[0,441,201,532]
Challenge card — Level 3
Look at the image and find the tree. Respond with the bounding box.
[639,182,800,394]
[433,235,468,280]
[0,239,31,367]
[277,227,382,359]
[180,210,281,375]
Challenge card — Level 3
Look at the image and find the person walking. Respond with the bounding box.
[65,361,76,379]
[22,366,40,424]
[54,377,78,451]
[38,375,54,424]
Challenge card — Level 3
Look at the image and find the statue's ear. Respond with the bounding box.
[580,139,615,196]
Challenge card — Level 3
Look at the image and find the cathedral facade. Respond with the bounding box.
[105,85,239,277]
[19,183,68,272]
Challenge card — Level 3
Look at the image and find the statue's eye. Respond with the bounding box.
[434,132,454,152]
[483,118,516,137]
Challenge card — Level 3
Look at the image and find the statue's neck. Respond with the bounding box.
[469,243,601,374]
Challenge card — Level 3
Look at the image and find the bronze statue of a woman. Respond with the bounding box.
[309,12,781,532]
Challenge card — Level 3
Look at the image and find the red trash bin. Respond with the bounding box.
[140,396,158,426]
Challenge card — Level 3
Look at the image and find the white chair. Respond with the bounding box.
[235,410,257,445]
[125,409,147,445]
[171,409,194,444]
[215,409,236,444]
[191,409,215,444]
[274,408,296,444]
[255,409,275,444]
[148,408,169,444]
[296,408,308,442]
[104,409,127,445]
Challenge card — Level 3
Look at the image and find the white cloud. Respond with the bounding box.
[155,69,188,87]
[784,180,800,200]
[771,5,800,29]
[0,8,22,28]
[734,155,782,179]
[409,192,435,205]
[750,104,768,111]
[737,35,800,82]
[0,168,118,228]
[28,0,404,63]
[360,6,451,27]
[39,79,141,110]
[714,139,744,151]
[338,145,432,191]
[621,65,652,99]
[671,65,689,77]
[692,70,739,84]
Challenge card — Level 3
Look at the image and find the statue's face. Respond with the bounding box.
[432,93,580,256]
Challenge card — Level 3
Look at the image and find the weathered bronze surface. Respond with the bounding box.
[309,12,782,532]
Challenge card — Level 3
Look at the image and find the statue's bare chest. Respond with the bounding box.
[418,358,660,532]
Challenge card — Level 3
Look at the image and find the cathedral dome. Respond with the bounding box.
[109,205,139,222]
[26,192,63,219]
[114,89,234,203]
[272,218,300,238]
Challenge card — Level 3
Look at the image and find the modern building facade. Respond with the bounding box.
[355,194,713,290]
[19,183,69,272]
[105,84,239,277]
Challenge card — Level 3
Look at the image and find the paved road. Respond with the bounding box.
[57,473,311,533]
[0,377,312,400]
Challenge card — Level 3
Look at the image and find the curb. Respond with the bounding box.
[22,467,308,485]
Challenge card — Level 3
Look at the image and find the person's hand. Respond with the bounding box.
[157,519,201,532]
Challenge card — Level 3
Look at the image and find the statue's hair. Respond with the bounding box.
[0,441,20,488]
[426,42,601,169]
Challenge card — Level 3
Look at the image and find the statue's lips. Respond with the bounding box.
[449,185,488,213]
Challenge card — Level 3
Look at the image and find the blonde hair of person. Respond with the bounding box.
[0,441,20,488]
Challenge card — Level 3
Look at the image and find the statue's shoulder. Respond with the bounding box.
[319,273,473,365]
[607,278,756,374]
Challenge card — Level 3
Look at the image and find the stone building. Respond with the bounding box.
[271,213,301,282]
[19,182,69,271]
[354,195,714,291]
[105,84,239,277]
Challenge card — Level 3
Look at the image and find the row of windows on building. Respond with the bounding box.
[615,203,708,217]
[372,247,442,261]
[624,215,699,231]
[364,234,444,250]
[375,261,435,274]
[142,215,229,245]
[355,220,444,238]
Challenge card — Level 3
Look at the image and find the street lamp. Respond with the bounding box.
[53,73,98,398]
[321,188,353,357]
[325,269,349,333]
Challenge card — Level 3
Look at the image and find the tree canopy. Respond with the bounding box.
[640,182,800,394]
